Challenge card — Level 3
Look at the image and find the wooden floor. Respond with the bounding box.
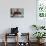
[0,42,46,46]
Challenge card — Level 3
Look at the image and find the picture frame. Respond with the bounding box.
[37,0,46,18]
[10,8,24,18]
[36,0,46,26]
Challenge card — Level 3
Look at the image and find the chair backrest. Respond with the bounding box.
[11,27,18,34]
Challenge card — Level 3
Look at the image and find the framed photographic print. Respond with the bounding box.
[10,8,24,17]
[37,0,46,19]
[36,0,46,26]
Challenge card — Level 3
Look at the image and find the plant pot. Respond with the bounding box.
[37,39,40,43]
[37,39,45,44]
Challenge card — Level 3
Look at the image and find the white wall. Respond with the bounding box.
[0,0,36,42]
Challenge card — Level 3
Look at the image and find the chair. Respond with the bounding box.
[4,27,19,46]
[18,33,30,46]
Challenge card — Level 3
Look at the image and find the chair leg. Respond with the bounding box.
[4,33,7,46]
[4,41,7,46]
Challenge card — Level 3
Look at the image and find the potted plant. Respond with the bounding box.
[33,32,46,43]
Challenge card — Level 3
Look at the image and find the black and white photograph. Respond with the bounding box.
[10,8,24,17]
